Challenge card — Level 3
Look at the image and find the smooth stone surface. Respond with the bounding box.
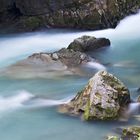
[67,35,111,52]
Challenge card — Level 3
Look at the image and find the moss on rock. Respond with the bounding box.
[58,70,130,121]
[107,126,140,140]
[83,97,90,120]
[22,16,42,30]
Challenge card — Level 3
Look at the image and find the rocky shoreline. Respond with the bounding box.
[0,1,140,140]
[0,0,140,33]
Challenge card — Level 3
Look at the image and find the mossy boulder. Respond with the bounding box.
[67,35,110,52]
[59,70,130,120]
[107,126,140,140]
[122,126,140,139]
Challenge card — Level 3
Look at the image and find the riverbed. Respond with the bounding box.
[0,12,140,140]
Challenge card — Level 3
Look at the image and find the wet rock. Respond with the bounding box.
[59,70,130,120]
[27,48,93,68]
[56,48,92,67]
[67,35,110,52]
[3,48,96,78]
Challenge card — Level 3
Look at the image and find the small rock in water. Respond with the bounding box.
[107,126,140,140]
[58,70,130,121]
[67,35,110,52]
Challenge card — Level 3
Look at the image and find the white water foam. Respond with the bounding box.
[0,90,73,113]
[112,60,138,68]
[0,33,71,67]
[0,90,34,112]
[115,10,140,35]
[81,11,140,39]
[128,102,140,115]
[25,95,74,108]
[0,12,140,67]
[85,61,106,70]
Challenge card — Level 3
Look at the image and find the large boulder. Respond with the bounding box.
[67,35,110,52]
[59,70,130,120]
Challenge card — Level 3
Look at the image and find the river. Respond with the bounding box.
[0,12,140,140]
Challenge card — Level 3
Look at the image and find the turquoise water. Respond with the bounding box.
[0,12,140,140]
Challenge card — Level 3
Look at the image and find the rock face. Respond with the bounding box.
[59,71,130,120]
[67,35,110,52]
[0,0,140,32]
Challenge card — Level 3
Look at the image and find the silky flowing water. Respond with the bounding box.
[0,12,140,140]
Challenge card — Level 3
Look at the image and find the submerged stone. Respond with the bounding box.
[59,70,130,120]
[3,48,98,78]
